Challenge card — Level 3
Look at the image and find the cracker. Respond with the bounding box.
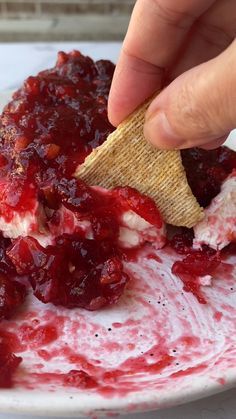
[76,99,203,227]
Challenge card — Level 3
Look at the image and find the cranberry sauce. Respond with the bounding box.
[7,185,163,310]
[0,51,164,316]
[0,51,117,386]
[0,233,26,319]
[8,235,129,311]
[170,228,221,304]
[181,147,236,207]
[0,331,22,388]
[0,51,164,315]
[0,51,115,217]
[170,147,236,303]
[170,145,236,303]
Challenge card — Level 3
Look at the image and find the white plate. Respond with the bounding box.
[0,92,235,418]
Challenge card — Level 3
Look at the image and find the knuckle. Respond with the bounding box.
[149,0,194,30]
[197,22,233,50]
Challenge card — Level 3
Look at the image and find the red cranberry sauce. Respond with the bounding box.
[7,185,162,310]
[63,369,98,389]
[0,51,117,385]
[0,234,26,319]
[181,147,236,207]
[0,51,163,314]
[113,187,162,228]
[8,235,130,311]
[170,228,222,304]
[170,147,236,303]
[45,180,163,233]
[0,51,115,218]
[0,331,22,388]
[0,234,26,387]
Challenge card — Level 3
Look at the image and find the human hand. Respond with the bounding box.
[108,0,236,150]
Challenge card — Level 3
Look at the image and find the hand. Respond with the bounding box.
[108,0,236,150]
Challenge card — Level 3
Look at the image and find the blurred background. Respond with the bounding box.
[0,0,135,41]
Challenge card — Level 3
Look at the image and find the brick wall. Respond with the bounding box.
[0,0,135,41]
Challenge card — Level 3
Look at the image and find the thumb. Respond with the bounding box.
[144,40,236,150]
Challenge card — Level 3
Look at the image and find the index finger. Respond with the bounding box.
[108,0,215,126]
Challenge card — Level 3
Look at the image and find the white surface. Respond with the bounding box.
[0,387,236,419]
[0,42,121,91]
[0,42,235,419]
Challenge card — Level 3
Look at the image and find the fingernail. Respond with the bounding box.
[144,111,184,149]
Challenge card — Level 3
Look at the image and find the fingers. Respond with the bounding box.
[144,40,236,150]
[108,51,164,127]
[200,136,227,150]
[108,0,215,126]
[169,0,236,80]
